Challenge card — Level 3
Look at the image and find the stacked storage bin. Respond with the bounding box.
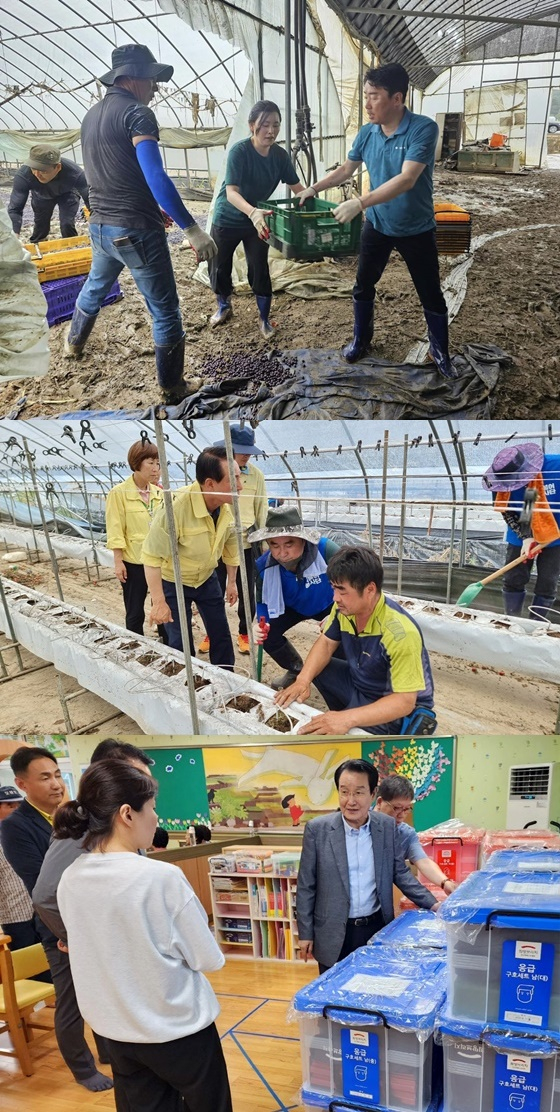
[437,865,560,1111]
[293,945,446,1111]
[369,910,447,955]
[400,820,484,913]
[418,821,485,883]
[480,828,560,868]
[482,849,560,874]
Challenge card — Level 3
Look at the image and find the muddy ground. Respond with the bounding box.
[1,555,558,735]
[1,166,559,419]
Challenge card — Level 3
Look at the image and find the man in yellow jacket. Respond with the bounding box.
[199,425,268,656]
[142,446,241,669]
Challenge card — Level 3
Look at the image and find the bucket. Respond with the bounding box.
[489,132,508,148]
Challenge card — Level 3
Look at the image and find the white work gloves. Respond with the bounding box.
[333,197,364,224]
[298,186,317,205]
[252,618,270,644]
[183,223,218,261]
[249,207,272,240]
[521,537,540,560]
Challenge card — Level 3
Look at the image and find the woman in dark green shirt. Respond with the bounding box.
[209,100,304,337]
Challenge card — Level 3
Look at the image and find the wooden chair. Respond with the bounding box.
[0,933,56,1076]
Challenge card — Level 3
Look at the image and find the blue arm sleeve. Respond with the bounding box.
[135,139,195,229]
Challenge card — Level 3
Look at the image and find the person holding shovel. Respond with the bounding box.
[208,100,305,337]
[482,443,560,621]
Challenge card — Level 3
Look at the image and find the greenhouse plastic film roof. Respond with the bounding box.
[327,0,560,88]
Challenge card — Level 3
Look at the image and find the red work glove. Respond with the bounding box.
[521,538,541,561]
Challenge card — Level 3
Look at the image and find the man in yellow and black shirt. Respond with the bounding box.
[142,446,241,669]
[276,545,436,736]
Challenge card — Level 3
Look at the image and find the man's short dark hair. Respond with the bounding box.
[90,738,154,768]
[334,759,378,794]
[327,546,384,594]
[152,826,169,848]
[10,746,58,776]
[378,773,414,802]
[196,446,228,486]
[363,63,409,100]
[194,823,212,844]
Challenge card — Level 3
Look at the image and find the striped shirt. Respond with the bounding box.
[0,842,34,925]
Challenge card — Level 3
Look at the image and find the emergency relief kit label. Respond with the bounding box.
[342,973,412,997]
[504,882,560,896]
[341,1028,380,1106]
[494,1051,543,1112]
[499,939,554,1027]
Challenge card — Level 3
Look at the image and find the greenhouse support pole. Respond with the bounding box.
[353,446,372,548]
[0,576,25,672]
[153,420,200,734]
[448,422,468,568]
[280,453,303,516]
[23,440,64,602]
[430,420,458,604]
[222,421,258,681]
[81,464,101,579]
[379,430,389,563]
[285,0,292,169]
[397,434,408,595]
[45,469,59,534]
[19,459,40,558]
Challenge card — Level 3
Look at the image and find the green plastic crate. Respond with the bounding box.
[258,196,362,260]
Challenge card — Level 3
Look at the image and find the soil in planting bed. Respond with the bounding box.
[226,695,260,713]
[159,660,185,676]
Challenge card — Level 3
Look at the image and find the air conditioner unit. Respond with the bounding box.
[506,763,559,829]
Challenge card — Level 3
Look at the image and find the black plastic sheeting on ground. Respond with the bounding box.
[158,343,510,421]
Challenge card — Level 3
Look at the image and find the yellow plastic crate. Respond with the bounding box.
[24,238,92,283]
[23,234,90,255]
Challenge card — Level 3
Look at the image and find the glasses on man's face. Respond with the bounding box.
[386,801,413,818]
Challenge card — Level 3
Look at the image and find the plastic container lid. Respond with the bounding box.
[418,818,485,845]
[439,867,560,926]
[293,945,447,1033]
[481,849,560,874]
[437,1009,560,1055]
[369,909,447,950]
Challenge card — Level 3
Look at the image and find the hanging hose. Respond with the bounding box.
[291,0,317,185]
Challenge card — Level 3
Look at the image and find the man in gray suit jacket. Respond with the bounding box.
[296,758,439,972]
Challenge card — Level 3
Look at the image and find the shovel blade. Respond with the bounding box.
[455,582,483,606]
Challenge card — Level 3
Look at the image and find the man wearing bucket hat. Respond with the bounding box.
[276,545,437,736]
[483,443,560,621]
[8,145,89,243]
[64,44,217,404]
[0,785,40,953]
[247,506,340,689]
[199,426,268,656]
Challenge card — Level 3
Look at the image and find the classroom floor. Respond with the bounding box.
[0,959,318,1112]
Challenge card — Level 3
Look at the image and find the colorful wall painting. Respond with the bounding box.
[361,736,455,829]
[204,741,361,829]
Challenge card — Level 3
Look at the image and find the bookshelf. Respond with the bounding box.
[209,846,301,962]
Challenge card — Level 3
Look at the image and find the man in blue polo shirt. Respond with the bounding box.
[299,63,454,378]
[276,545,437,736]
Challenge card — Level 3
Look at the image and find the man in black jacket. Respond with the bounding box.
[0,746,112,1093]
[8,145,89,243]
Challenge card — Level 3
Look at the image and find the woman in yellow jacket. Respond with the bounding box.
[105,440,165,637]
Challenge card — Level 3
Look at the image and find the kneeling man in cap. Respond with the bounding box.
[8,145,89,243]
[247,506,340,689]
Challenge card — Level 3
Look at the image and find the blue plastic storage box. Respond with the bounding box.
[293,945,447,1112]
[440,869,560,1030]
[369,910,447,953]
[482,849,560,874]
[438,1011,560,1112]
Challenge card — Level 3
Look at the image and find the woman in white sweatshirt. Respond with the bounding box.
[56,759,232,1112]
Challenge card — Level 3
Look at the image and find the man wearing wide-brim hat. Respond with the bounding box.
[483,442,560,621]
[8,145,89,243]
[64,43,217,405]
[247,505,341,689]
[198,425,268,657]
